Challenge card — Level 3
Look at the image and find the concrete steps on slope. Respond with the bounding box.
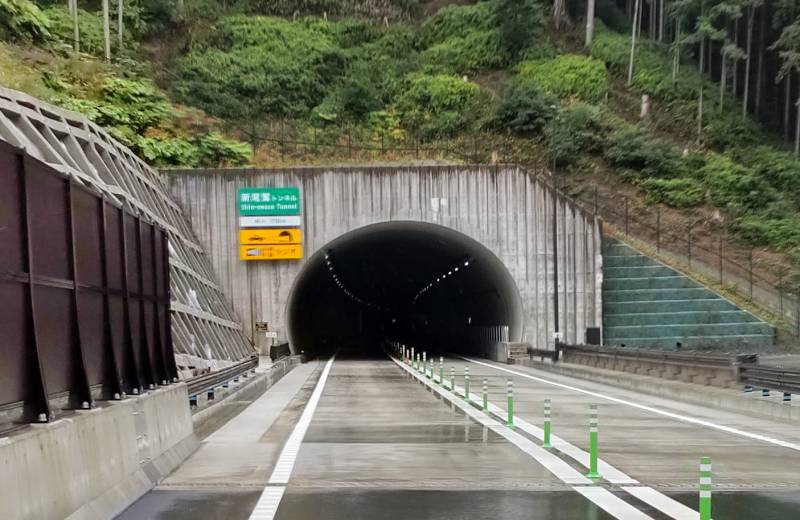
[602,238,774,349]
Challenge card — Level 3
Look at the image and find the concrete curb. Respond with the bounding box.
[191,356,302,433]
[516,360,800,423]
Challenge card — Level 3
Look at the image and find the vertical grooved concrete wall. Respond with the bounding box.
[168,165,602,349]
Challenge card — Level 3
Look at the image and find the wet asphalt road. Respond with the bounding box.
[117,354,800,519]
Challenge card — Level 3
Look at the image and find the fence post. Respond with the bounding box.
[718,238,723,284]
[464,366,470,401]
[779,273,784,317]
[593,184,598,215]
[688,230,692,269]
[656,205,661,253]
[749,249,754,300]
[624,197,629,236]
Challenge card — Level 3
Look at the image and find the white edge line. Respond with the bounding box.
[573,486,654,520]
[247,356,335,520]
[392,355,660,520]
[418,355,698,520]
[622,486,699,520]
[462,356,800,452]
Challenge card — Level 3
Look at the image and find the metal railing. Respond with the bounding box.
[186,356,258,396]
[739,365,800,394]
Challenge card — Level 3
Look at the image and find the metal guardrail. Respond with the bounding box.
[186,356,258,396]
[739,365,800,394]
[558,344,758,368]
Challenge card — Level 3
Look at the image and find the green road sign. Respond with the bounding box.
[238,187,301,216]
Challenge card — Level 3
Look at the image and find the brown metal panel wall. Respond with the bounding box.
[0,143,175,425]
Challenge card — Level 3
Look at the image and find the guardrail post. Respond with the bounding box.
[506,378,514,428]
[783,392,791,403]
[482,378,488,412]
[464,366,470,401]
[586,404,601,479]
[543,398,553,448]
[700,456,712,520]
[744,385,752,393]
[762,388,770,397]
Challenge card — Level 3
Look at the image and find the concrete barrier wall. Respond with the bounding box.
[0,384,197,520]
[559,349,739,388]
[168,165,602,350]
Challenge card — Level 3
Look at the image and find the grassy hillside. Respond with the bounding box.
[0,0,798,281]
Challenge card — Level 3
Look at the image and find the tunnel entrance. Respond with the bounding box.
[286,221,524,357]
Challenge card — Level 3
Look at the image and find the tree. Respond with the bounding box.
[102,0,110,61]
[586,0,596,46]
[553,0,571,29]
[628,0,643,84]
[117,0,123,48]
[720,41,746,107]
[683,4,726,139]
[742,0,764,116]
[772,17,800,154]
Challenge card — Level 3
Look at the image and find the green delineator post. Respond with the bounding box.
[700,456,712,520]
[482,378,488,412]
[439,357,444,385]
[416,353,420,371]
[586,404,601,479]
[464,366,470,401]
[411,347,415,367]
[450,366,455,391]
[506,379,514,427]
[423,351,427,373]
[542,398,553,448]
[428,359,433,379]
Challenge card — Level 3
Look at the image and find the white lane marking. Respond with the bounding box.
[392,358,596,486]
[573,486,654,520]
[462,356,800,452]
[622,487,698,520]
[444,357,702,519]
[248,486,286,520]
[247,356,335,520]
[269,356,336,484]
[482,397,638,484]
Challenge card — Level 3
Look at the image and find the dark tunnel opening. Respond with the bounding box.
[286,221,524,357]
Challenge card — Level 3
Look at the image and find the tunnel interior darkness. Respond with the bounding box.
[286,221,523,356]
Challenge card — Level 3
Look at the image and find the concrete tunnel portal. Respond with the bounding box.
[286,221,524,356]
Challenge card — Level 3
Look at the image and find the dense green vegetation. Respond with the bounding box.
[0,0,798,271]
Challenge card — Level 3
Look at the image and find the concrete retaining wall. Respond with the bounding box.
[0,384,197,520]
[168,165,602,350]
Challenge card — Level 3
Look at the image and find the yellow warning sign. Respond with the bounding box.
[239,228,303,245]
[239,244,303,261]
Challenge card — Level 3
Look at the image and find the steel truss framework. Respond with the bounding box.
[0,86,253,382]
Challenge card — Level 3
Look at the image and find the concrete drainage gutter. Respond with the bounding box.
[191,356,302,432]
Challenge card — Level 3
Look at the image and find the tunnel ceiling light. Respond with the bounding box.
[464,261,469,266]
[448,271,452,275]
